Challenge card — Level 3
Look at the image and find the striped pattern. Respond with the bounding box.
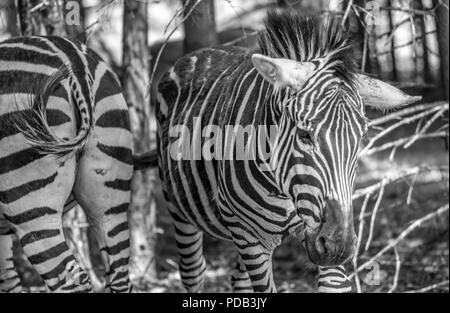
[0,217,22,293]
[318,266,352,293]
[0,36,133,293]
[156,13,363,293]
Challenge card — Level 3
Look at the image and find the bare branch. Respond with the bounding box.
[353,166,449,200]
[353,193,371,293]
[404,280,449,293]
[369,102,448,127]
[362,103,449,155]
[376,32,437,56]
[341,0,354,27]
[403,107,448,148]
[363,131,448,157]
[147,0,204,100]
[364,179,386,252]
[350,204,449,278]
[388,247,401,293]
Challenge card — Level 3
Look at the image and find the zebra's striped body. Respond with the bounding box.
[156,12,419,293]
[0,215,21,292]
[0,36,133,292]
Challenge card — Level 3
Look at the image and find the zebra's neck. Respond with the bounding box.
[217,60,293,206]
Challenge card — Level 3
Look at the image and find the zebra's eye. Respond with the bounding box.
[297,128,313,144]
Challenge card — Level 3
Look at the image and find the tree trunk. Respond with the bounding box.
[418,0,432,83]
[277,0,288,8]
[16,0,33,35]
[122,0,157,290]
[2,0,20,36]
[387,0,398,81]
[435,0,449,99]
[183,0,218,54]
[350,0,372,72]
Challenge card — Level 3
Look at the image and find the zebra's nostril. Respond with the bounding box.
[315,235,328,256]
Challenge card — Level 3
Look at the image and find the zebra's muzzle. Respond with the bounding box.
[304,199,357,266]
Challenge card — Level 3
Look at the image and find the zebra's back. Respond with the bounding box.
[156,46,253,239]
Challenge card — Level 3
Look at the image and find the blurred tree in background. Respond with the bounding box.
[183,0,218,54]
[122,0,158,290]
[435,0,449,99]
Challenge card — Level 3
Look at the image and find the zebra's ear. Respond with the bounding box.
[251,54,315,91]
[356,74,422,110]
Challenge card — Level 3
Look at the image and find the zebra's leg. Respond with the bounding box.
[0,216,22,293]
[317,265,352,293]
[73,141,133,293]
[231,254,252,293]
[220,205,276,293]
[0,157,93,292]
[173,220,207,293]
[74,179,132,293]
[230,231,276,293]
[79,210,131,293]
[235,247,276,293]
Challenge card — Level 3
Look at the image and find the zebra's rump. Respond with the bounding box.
[0,36,134,292]
[0,36,132,225]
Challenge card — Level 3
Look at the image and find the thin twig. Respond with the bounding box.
[404,107,448,148]
[388,247,401,293]
[380,6,436,16]
[353,166,449,200]
[361,30,369,71]
[341,0,354,26]
[377,32,438,56]
[147,0,204,99]
[364,180,386,252]
[410,15,417,60]
[369,102,448,127]
[362,105,447,155]
[406,171,419,205]
[404,280,449,293]
[362,132,447,156]
[353,193,371,293]
[223,30,258,46]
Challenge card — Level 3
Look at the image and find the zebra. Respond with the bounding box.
[0,213,22,292]
[0,36,134,292]
[153,12,421,293]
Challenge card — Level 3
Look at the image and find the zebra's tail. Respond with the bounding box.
[133,149,159,170]
[12,65,93,157]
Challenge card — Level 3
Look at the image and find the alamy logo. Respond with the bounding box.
[65,0,81,26]
[363,261,382,286]
[168,117,281,171]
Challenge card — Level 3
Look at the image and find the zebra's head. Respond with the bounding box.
[252,13,421,266]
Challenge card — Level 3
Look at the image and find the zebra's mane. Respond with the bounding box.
[258,11,357,81]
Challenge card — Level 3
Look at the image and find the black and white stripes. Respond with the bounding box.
[155,13,366,293]
[0,36,133,292]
